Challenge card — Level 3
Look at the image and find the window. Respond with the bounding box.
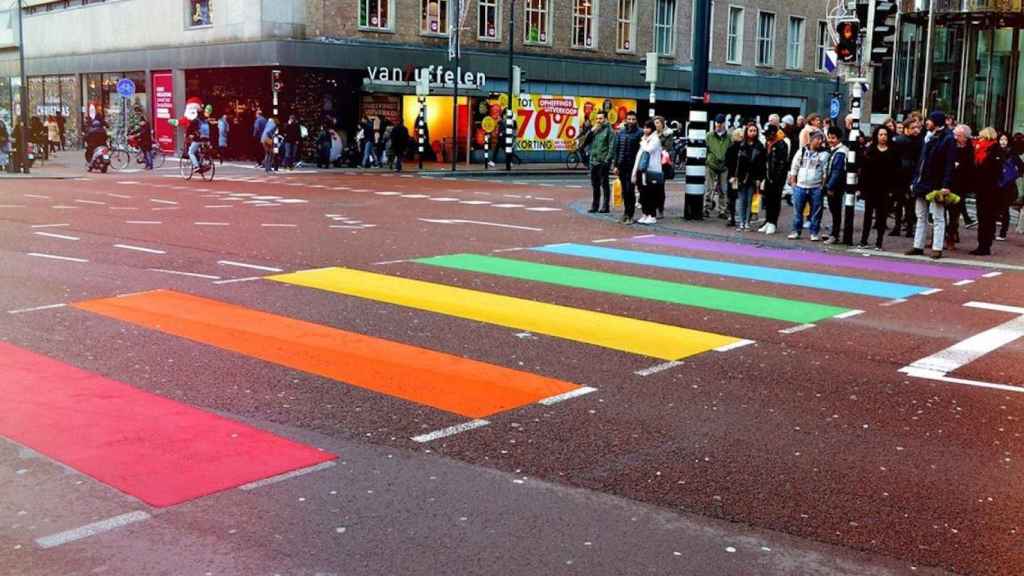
[188,0,211,27]
[757,11,775,66]
[572,0,596,49]
[524,0,550,44]
[816,21,829,72]
[655,0,676,56]
[617,0,636,52]
[726,6,743,64]
[421,0,450,36]
[359,0,392,31]
[478,0,499,40]
[787,17,804,69]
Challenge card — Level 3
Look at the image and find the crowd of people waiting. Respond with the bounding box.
[585,106,1024,259]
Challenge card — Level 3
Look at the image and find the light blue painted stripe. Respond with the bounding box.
[533,244,932,299]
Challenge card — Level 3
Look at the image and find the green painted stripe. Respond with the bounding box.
[415,253,851,324]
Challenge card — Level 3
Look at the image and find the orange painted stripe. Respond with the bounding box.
[73,290,580,418]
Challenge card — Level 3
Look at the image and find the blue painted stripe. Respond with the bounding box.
[533,244,932,299]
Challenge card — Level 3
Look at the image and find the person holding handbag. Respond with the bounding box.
[734,123,767,231]
[632,119,664,225]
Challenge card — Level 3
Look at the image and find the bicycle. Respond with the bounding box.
[565,148,589,170]
[179,142,216,181]
[111,136,167,171]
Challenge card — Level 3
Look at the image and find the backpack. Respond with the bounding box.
[998,157,1020,189]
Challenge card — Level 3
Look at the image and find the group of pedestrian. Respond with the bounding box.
[354,115,409,171]
[584,109,672,225]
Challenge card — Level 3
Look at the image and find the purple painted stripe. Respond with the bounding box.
[630,236,987,281]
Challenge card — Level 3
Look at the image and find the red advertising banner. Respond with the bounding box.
[151,72,175,153]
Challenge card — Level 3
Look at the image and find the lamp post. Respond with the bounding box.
[16,0,29,174]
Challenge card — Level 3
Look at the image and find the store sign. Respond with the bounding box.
[360,94,402,125]
[511,94,638,151]
[151,72,175,153]
[366,65,486,89]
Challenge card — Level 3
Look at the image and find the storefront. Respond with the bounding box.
[891,2,1024,132]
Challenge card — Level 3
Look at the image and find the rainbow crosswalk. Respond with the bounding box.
[66,234,990,423]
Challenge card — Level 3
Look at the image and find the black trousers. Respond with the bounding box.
[640,178,664,217]
[763,182,784,225]
[618,171,636,218]
[861,190,889,247]
[977,194,997,251]
[826,189,843,239]
[590,162,610,210]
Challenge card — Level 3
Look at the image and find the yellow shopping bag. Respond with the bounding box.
[612,178,623,208]
[751,192,762,214]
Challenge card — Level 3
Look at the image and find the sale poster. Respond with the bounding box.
[151,72,175,153]
[509,94,637,151]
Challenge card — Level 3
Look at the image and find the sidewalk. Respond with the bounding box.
[577,183,1024,269]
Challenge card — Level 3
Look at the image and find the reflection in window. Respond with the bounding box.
[359,0,391,30]
[189,0,211,27]
[421,0,450,36]
[478,0,498,40]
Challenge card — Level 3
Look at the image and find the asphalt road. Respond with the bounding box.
[1,157,1022,575]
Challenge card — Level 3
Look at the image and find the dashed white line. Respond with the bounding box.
[126,220,162,225]
[27,253,88,263]
[833,309,865,319]
[7,303,67,315]
[194,222,230,226]
[592,238,619,244]
[779,324,817,334]
[538,387,598,405]
[30,223,70,228]
[106,193,133,199]
[953,280,975,286]
[880,298,908,307]
[23,194,50,199]
[964,301,1024,315]
[211,276,263,285]
[412,419,491,443]
[217,260,283,272]
[149,199,178,205]
[525,207,562,212]
[204,205,234,208]
[148,268,221,280]
[372,259,408,265]
[260,223,298,228]
[983,271,1003,278]
[36,511,151,549]
[238,461,336,491]
[635,361,685,376]
[714,339,756,352]
[921,288,943,296]
[33,232,79,241]
[114,244,166,255]
[74,199,106,205]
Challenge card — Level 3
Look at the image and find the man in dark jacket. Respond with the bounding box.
[390,122,409,172]
[587,110,614,213]
[907,111,957,259]
[610,111,643,222]
[252,108,267,167]
[822,126,848,244]
[892,118,923,236]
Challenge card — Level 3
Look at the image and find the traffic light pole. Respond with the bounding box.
[685,0,711,221]
[842,81,864,246]
[505,0,515,172]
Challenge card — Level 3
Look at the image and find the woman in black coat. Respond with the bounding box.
[723,128,744,228]
[859,126,900,249]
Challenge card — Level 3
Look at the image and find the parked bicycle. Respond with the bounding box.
[565,146,589,170]
[111,135,167,171]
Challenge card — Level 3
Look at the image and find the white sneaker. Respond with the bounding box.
[487,161,496,168]
[765,223,777,235]
[811,234,821,242]
[787,232,800,240]
[757,223,769,232]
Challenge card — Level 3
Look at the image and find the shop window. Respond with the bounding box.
[359,0,392,31]
[421,0,449,36]
[757,11,775,67]
[188,0,211,28]
[787,16,804,70]
[655,0,676,56]
[524,0,549,45]
[616,0,636,53]
[727,6,743,64]
[478,0,499,41]
[571,0,595,49]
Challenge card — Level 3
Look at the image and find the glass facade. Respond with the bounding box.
[25,74,80,146]
[81,71,147,145]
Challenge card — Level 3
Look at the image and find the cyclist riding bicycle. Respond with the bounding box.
[187,111,211,173]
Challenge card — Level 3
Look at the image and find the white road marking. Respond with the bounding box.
[204,205,233,208]
[429,197,461,202]
[905,316,1024,374]
[400,194,430,198]
[212,276,263,285]
[525,207,562,212]
[194,222,230,226]
[503,194,523,198]
[538,387,598,405]
[330,225,368,229]
[151,207,180,211]
[30,223,70,228]
[953,280,975,286]
[983,271,1003,278]
[33,232,79,241]
[114,244,166,255]
[715,339,755,352]
[50,205,77,209]
[251,196,282,200]
[592,238,619,243]
[8,303,66,315]
[534,197,556,201]
[372,259,408,265]
[23,194,50,199]
[35,511,151,549]
[106,193,133,199]
[276,198,308,204]
[921,288,943,296]
[833,310,865,319]
[126,220,161,225]
[491,203,525,208]
[218,260,283,272]
[418,218,543,231]
[635,361,685,376]
[965,301,1024,315]
[851,248,1024,271]
[375,191,402,196]
[492,247,526,253]
[633,234,655,239]
[880,298,908,307]
[74,199,106,205]
[459,200,491,205]
[412,420,491,443]
[900,367,1024,394]
[150,199,178,205]
[779,323,817,334]
[27,253,88,263]
[148,268,221,280]
[109,207,139,211]
[238,461,336,491]
[115,181,142,185]
[261,223,298,228]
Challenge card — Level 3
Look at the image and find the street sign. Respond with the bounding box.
[829,97,842,119]
[116,78,136,99]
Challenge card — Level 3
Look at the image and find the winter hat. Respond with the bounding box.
[781,115,795,126]
[928,111,946,127]
[714,113,726,124]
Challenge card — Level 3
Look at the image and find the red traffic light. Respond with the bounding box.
[835,21,860,63]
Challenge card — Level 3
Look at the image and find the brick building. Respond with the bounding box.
[0,0,836,162]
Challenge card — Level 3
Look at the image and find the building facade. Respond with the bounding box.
[0,0,835,161]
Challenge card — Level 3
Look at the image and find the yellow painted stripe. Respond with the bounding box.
[268,267,740,361]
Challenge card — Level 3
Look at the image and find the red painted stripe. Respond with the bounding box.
[0,342,335,507]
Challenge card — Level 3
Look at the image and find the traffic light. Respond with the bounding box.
[835,20,859,64]
[870,1,898,65]
[511,65,523,97]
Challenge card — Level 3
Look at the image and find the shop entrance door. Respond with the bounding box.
[963,27,1018,132]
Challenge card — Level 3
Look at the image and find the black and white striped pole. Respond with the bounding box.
[416,75,429,170]
[504,107,516,169]
[484,132,490,169]
[842,80,864,245]
[685,0,712,221]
